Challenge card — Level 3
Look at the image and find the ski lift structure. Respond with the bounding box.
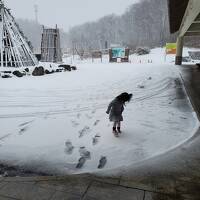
[0,0,38,68]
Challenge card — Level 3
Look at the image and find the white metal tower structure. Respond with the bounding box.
[0,0,38,67]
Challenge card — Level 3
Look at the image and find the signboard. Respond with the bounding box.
[112,48,125,58]
[166,43,176,54]
[109,48,129,63]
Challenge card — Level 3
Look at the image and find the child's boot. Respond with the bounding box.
[117,127,121,133]
[113,127,119,137]
[113,127,117,133]
[113,127,118,137]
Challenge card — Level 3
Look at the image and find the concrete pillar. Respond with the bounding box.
[175,36,184,65]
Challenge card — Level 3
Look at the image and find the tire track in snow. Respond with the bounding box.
[0,134,12,141]
[0,77,175,119]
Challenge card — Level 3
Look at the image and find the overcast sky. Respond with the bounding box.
[5,0,139,31]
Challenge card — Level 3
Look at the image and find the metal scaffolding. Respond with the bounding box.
[41,26,62,63]
[0,0,38,68]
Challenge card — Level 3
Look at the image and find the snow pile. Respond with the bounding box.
[0,62,77,79]
[0,60,198,175]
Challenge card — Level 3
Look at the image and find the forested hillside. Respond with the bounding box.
[67,0,177,52]
[16,0,199,53]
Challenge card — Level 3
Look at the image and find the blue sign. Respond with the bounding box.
[112,48,125,58]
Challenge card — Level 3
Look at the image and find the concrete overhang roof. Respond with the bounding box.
[168,0,189,33]
[168,0,200,37]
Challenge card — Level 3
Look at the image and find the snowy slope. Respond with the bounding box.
[0,49,199,175]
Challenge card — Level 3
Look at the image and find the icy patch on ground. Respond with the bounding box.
[0,63,198,175]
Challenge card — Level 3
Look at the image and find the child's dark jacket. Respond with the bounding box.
[106,98,124,122]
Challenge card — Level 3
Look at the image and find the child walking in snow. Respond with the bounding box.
[106,92,132,137]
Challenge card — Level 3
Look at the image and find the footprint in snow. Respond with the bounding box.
[91,110,96,114]
[137,84,145,89]
[76,157,86,169]
[93,120,100,126]
[85,114,93,119]
[98,156,107,169]
[92,134,101,145]
[71,120,79,128]
[64,140,74,155]
[79,126,91,138]
[147,77,152,80]
[77,113,81,119]
[79,147,91,159]
[19,127,28,135]
[180,116,187,120]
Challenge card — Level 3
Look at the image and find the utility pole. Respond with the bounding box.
[34,4,38,23]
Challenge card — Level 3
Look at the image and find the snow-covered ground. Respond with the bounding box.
[0,48,199,175]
